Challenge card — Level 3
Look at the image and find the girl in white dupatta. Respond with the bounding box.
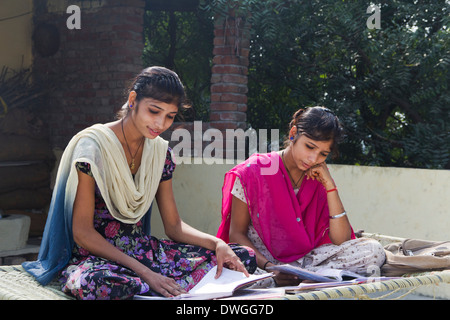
[23,67,256,299]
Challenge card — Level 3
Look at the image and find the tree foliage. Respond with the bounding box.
[143,9,213,121]
[242,0,449,169]
[149,1,449,168]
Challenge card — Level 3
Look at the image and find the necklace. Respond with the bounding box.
[121,119,145,170]
[282,150,304,188]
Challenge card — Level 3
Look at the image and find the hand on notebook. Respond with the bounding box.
[265,262,302,286]
[214,240,250,279]
[140,268,187,298]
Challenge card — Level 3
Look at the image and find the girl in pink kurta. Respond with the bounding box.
[217,107,385,286]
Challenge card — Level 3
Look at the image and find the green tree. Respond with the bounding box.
[243,0,449,168]
[143,9,214,121]
[150,1,449,168]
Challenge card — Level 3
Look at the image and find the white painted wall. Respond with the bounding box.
[151,158,449,241]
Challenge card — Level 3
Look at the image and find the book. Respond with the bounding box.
[315,267,367,281]
[219,288,286,300]
[283,276,403,294]
[181,266,274,299]
[266,264,366,282]
[266,264,402,293]
[134,266,274,300]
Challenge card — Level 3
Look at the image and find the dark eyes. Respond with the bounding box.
[149,108,175,119]
[306,144,329,157]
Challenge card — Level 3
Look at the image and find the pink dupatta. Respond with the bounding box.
[217,152,354,263]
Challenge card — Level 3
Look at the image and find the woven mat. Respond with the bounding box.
[282,270,450,300]
[1,264,449,300]
[281,233,450,300]
[0,233,448,300]
[0,265,72,300]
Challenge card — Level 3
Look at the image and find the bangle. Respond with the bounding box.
[330,211,347,219]
[263,261,272,270]
[326,187,338,193]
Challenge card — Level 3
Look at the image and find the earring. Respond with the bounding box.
[129,104,133,108]
[290,136,294,141]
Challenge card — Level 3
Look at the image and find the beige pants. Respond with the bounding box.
[249,227,386,287]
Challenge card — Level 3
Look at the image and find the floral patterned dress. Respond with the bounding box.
[59,149,256,300]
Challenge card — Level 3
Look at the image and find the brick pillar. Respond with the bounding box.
[209,13,251,160]
[165,12,251,161]
[33,0,146,148]
[210,14,250,132]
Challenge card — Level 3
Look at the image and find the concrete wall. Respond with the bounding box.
[151,158,449,241]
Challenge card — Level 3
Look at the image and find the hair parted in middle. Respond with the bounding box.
[286,106,344,159]
[117,66,191,119]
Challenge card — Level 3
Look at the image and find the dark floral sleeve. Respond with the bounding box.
[160,147,176,182]
[75,162,93,177]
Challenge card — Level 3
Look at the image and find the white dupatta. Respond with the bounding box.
[64,123,168,223]
[23,124,168,285]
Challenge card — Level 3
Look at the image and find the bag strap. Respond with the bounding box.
[401,239,450,256]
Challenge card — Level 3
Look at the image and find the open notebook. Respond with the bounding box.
[134,266,274,300]
[266,264,367,282]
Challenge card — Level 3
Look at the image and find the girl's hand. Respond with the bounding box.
[214,240,249,279]
[265,262,301,287]
[306,162,335,190]
[140,267,187,298]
